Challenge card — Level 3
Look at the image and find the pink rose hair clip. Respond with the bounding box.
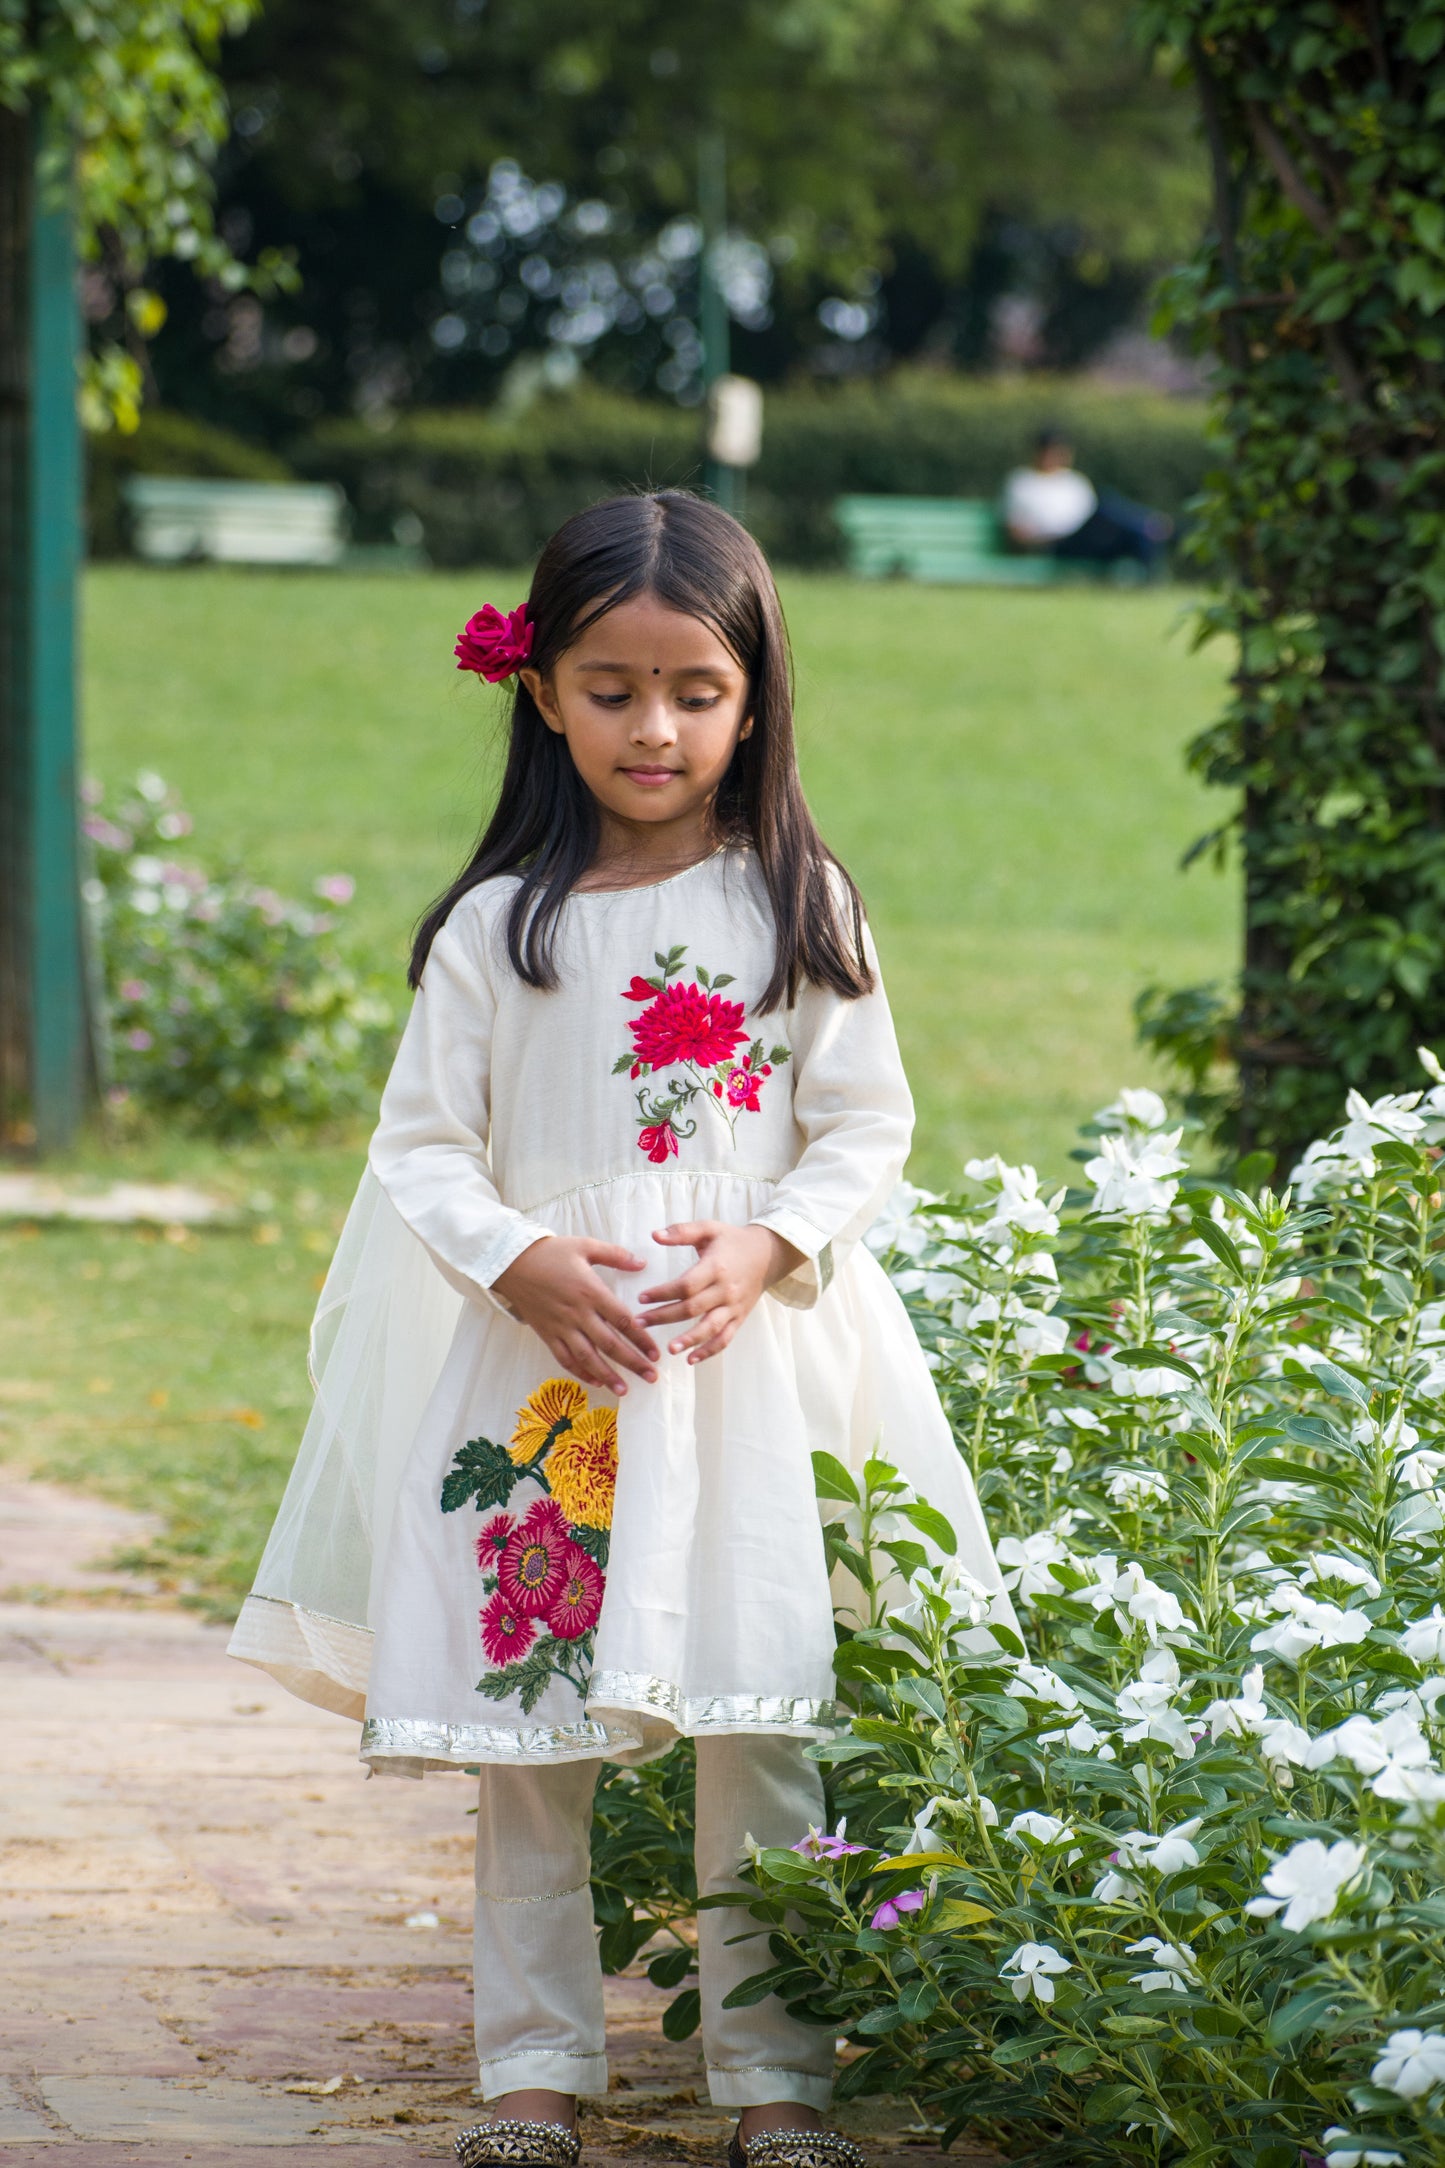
[454,601,533,682]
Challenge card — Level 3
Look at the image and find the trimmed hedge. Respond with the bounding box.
[88,410,292,558]
[295,375,1210,570]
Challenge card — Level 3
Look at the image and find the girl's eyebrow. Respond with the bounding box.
[575,658,731,676]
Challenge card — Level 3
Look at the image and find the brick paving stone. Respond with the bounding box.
[0,1492,997,2168]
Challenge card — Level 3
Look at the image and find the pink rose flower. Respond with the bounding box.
[454,602,533,682]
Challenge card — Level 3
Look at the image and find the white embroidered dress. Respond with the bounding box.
[229,848,1006,1769]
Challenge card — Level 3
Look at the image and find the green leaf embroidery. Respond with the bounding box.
[612,1053,637,1075]
[476,1644,556,1714]
[440,1435,517,1514]
[569,1522,610,1570]
[768,1044,792,1066]
[711,972,735,988]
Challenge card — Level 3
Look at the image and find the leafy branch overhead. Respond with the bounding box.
[0,0,293,428]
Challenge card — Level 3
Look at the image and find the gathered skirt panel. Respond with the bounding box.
[355,1171,1004,1772]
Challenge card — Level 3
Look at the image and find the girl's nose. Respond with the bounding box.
[630,698,678,746]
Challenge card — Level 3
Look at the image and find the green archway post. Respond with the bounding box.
[698,129,739,516]
[0,105,88,1155]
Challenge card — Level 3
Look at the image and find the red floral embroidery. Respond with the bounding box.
[497,1498,572,1616]
[627,980,747,1071]
[480,1589,537,1665]
[546,1544,605,1639]
[613,945,789,1162]
[441,1381,616,1714]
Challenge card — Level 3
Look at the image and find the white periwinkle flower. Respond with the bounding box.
[1094,1087,1170,1133]
[1084,1128,1188,1218]
[1371,2030,1445,2101]
[1039,1714,1117,1761]
[1106,1467,1171,1507]
[996,1532,1069,1601]
[903,1797,947,1855]
[1004,1660,1079,1712]
[1302,1553,1383,1600]
[1113,1818,1203,1875]
[963,1158,1064,1244]
[1245,1837,1366,1930]
[1000,1941,1072,2004]
[1007,1810,1076,1849]
[1125,1935,1198,1992]
[1401,1607,1445,1664]
[1321,2131,1403,2168]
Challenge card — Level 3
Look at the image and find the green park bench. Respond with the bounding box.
[834,493,1134,586]
[122,476,349,567]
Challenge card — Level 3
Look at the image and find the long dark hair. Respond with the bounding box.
[409,490,872,1010]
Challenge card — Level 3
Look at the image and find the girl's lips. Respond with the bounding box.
[621,766,681,787]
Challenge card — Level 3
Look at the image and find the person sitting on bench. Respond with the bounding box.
[1003,427,1173,573]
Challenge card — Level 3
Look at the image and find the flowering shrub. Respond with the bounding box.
[84,773,393,1133]
[718,1075,1445,2167]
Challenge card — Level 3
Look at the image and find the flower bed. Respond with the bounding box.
[720,1080,1445,2166]
[83,773,394,1133]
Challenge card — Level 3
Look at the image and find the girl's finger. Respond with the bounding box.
[584,1243,647,1272]
[651,1222,716,1247]
[592,1320,656,1384]
[637,1265,712,1306]
[688,1319,737,1364]
[636,1277,718,1326]
[668,1305,731,1356]
[597,1297,660,1364]
[559,1333,619,1395]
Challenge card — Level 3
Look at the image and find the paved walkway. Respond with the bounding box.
[0,1481,991,2168]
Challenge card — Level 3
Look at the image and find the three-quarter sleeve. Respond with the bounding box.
[368,914,553,1311]
[750,922,913,1310]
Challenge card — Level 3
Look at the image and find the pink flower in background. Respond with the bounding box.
[126,1028,153,1052]
[870,1889,927,1931]
[314,874,355,906]
[83,817,133,852]
[119,979,148,1003]
[793,1824,869,1861]
[454,602,533,681]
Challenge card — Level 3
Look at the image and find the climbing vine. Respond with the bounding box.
[1135,0,1445,1168]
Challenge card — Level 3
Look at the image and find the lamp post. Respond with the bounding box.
[0,107,87,1154]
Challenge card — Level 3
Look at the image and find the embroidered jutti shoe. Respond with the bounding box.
[727,2131,865,2168]
[454,2119,581,2167]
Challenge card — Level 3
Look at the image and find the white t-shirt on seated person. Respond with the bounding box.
[1003,465,1097,543]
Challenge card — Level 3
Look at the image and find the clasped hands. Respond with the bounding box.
[492,1220,804,1396]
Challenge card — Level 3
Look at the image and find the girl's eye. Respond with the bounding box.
[589,692,630,709]
[678,695,722,711]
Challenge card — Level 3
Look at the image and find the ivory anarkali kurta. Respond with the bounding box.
[229,846,1007,1769]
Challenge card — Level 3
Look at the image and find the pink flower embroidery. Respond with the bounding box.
[497,1497,572,1616]
[546,1544,605,1639]
[476,1512,515,1568]
[613,945,790,1164]
[627,980,747,1070]
[638,1120,679,1164]
[480,1589,536,1666]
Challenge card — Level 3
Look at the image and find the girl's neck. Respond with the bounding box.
[574,807,727,894]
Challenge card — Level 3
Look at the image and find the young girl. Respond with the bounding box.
[230,492,1008,2168]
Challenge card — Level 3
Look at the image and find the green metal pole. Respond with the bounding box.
[28,122,86,1150]
[698,129,737,514]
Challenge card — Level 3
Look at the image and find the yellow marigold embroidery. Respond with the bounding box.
[543,1405,618,1530]
[509,1376,586,1467]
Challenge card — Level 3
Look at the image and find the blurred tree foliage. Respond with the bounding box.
[0,0,290,428]
[1136,0,1445,1166]
[148,0,1206,437]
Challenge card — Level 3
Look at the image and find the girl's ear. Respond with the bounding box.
[738,710,755,742]
[521,666,565,735]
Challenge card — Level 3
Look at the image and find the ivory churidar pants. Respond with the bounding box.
[472,1735,833,2109]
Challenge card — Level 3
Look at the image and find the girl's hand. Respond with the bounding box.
[637,1222,805,1363]
[494,1238,660,1396]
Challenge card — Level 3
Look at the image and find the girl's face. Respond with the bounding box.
[522,592,753,837]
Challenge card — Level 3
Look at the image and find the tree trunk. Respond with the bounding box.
[0,102,89,1153]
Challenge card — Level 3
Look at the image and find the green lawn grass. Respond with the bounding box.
[0,566,1235,1611]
